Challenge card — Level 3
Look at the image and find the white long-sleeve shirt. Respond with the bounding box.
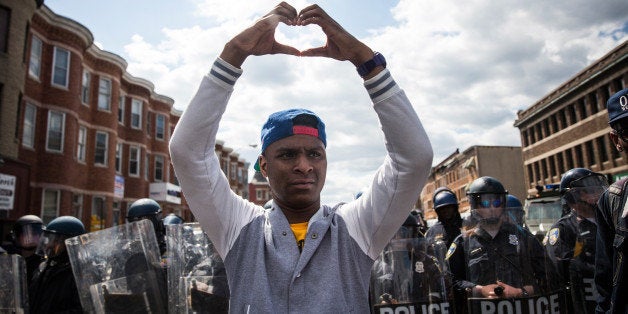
[169,58,433,313]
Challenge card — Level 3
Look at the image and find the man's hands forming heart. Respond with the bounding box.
[220,2,376,71]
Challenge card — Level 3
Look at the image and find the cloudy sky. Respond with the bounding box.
[45,0,628,205]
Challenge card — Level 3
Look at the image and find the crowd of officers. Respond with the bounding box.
[5,87,628,313]
[0,171,621,314]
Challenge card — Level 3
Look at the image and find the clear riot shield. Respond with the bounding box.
[166,222,229,314]
[462,223,566,314]
[370,237,453,314]
[0,254,28,313]
[66,219,167,314]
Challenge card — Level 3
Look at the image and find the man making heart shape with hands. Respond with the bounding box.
[170,2,433,313]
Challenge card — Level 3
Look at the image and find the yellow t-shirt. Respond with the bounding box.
[290,222,309,252]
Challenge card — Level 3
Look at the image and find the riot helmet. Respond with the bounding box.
[467,176,507,226]
[505,194,524,227]
[11,215,44,250]
[432,187,462,228]
[263,199,273,209]
[36,216,85,258]
[392,214,422,240]
[559,168,608,218]
[127,198,166,254]
[163,213,184,226]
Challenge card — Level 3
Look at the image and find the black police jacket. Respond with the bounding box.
[448,222,549,293]
[29,253,82,313]
[596,180,628,314]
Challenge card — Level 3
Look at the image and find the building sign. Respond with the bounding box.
[114,175,125,199]
[613,171,628,182]
[0,173,16,210]
[149,182,181,204]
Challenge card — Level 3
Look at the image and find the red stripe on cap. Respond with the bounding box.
[293,125,319,137]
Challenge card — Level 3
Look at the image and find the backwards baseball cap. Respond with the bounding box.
[607,88,628,125]
[254,108,326,171]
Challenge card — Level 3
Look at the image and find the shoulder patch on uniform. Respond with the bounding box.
[445,243,457,260]
[547,228,560,246]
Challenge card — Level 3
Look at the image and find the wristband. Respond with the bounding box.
[356,52,386,77]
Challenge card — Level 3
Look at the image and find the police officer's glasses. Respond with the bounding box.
[470,194,505,209]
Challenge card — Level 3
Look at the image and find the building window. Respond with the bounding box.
[575,145,584,168]
[94,131,108,165]
[115,142,123,173]
[146,112,152,137]
[46,111,65,152]
[566,149,574,170]
[22,103,36,148]
[42,189,60,224]
[81,70,90,104]
[129,146,140,176]
[77,126,87,162]
[131,98,142,129]
[91,196,106,231]
[97,77,111,111]
[256,189,266,200]
[112,202,121,227]
[0,6,9,53]
[29,36,42,78]
[585,140,596,166]
[230,163,237,180]
[145,154,149,180]
[556,153,564,176]
[597,136,609,163]
[72,194,83,220]
[156,114,165,140]
[118,94,125,124]
[52,47,70,87]
[154,155,164,182]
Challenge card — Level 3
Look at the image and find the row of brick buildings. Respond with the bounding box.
[0,1,268,240]
[419,40,627,220]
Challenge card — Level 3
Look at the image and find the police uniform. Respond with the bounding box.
[425,221,461,249]
[29,254,83,313]
[545,211,597,314]
[448,222,550,295]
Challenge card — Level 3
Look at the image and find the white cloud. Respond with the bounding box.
[120,0,627,204]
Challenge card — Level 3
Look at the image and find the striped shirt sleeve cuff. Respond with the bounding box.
[364,69,400,104]
[208,57,243,89]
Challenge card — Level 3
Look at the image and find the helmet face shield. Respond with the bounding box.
[563,174,608,206]
[35,231,68,258]
[15,223,43,249]
[469,193,506,226]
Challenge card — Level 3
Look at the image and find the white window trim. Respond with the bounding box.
[28,36,42,79]
[77,126,87,162]
[97,77,112,111]
[94,131,109,166]
[22,103,36,148]
[41,189,60,223]
[129,146,140,177]
[131,98,142,129]
[115,142,123,174]
[118,93,125,125]
[155,114,166,140]
[81,70,90,105]
[51,46,70,88]
[154,155,164,182]
[46,111,65,153]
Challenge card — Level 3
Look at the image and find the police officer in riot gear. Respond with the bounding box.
[371,213,452,311]
[545,167,608,314]
[127,198,166,255]
[426,187,462,248]
[10,215,45,282]
[163,213,184,226]
[29,216,86,313]
[505,194,527,230]
[448,176,554,312]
